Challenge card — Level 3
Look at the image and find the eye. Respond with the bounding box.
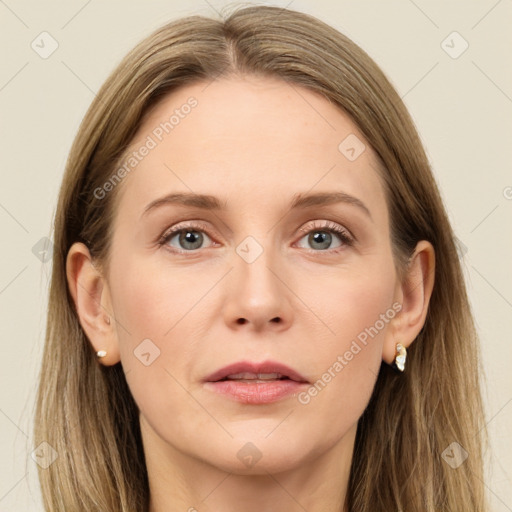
[158,222,215,252]
[157,220,354,255]
[296,221,354,252]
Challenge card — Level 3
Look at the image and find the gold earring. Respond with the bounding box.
[392,343,407,372]
[96,350,107,358]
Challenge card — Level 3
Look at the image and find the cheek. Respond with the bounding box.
[110,256,205,345]
[108,256,217,412]
[303,256,396,354]
[298,259,396,414]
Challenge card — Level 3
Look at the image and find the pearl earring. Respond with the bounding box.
[392,343,407,372]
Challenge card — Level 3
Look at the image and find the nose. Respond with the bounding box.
[222,239,294,333]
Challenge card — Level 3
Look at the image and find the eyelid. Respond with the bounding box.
[295,220,354,251]
[297,220,354,240]
[157,220,216,248]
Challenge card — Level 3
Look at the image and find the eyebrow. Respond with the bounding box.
[141,191,372,220]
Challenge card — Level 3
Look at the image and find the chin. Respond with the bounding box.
[198,434,312,476]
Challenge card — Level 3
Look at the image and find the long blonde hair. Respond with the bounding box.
[34,5,489,510]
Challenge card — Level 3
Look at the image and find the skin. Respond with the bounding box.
[67,75,434,512]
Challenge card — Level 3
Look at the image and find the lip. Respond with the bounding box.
[204,380,308,404]
[203,360,309,384]
[203,360,309,405]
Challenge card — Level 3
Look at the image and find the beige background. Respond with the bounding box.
[1,0,511,510]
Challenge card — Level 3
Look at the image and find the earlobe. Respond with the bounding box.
[383,240,435,366]
[66,242,121,366]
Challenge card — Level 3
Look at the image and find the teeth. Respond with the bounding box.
[225,372,285,380]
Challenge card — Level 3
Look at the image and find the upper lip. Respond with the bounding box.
[204,360,309,383]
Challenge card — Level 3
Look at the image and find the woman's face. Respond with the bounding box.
[104,75,401,474]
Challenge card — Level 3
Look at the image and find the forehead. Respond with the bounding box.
[111,75,386,220]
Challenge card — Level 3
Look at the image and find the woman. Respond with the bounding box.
[34,5,488,511]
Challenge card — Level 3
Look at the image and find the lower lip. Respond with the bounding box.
[204,379,308,404]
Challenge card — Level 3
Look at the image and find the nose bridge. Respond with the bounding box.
[234,233,281,297]
[223,231,293,330]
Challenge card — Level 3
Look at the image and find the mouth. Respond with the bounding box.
[204,360,309,384]
[203,360,309,404]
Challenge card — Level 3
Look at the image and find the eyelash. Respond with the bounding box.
[157,220,354,255]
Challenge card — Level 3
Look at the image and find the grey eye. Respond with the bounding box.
[167,230,211,251]
[297,230,343,251]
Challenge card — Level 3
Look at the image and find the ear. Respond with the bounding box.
[382,240,435,365]
[66,242,121,366]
